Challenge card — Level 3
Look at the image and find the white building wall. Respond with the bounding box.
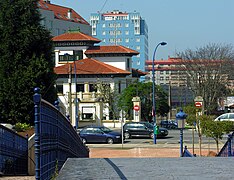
[93,56,131,71]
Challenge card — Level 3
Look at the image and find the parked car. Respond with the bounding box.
[79,126,123,144]
[123,122,168,139]
[160,120,178,129]
[214,113,234,122]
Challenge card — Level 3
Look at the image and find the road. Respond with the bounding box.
[124,129,227,145]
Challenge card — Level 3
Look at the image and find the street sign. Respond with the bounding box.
[195,101,203,108]
[133,105,140,111]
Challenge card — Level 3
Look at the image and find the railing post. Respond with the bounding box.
[33,87,41,180]
[54,100,60,111]
[228,134,232,157]
[54,100,59,162]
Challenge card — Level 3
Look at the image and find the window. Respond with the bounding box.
[82,113,93,120]
[76,84,84,92]
[82,106,95,120]
[125,23,129,27]
[102,31,106,35]
[56,85,63,94]
[136,46,140,50]
[89,84,97,92]
[136,38,140,42]
[102,24,106,28]
[59,54,74,62]
[127,58,130,70]
[125,31,129,35]
[74,50,83,60]
[118,81,121,93]
[125,38,129,43]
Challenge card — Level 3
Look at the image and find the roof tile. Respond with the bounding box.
[85,45,139,55]
[54,58,131,75]
[52,31,101,42]
[38,0,89,25]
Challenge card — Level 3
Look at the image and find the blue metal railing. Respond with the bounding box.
[182,146,195,157]
[0,125,28,175]
[217,132,234,157]
[33,88,89,180]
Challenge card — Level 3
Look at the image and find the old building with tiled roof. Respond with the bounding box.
[53,31,143,127]
[38,0,91,36]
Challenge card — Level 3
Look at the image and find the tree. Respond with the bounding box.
[118,82,169,121]
[0,0,57,124]
[177,43,234,114]
[95,81,120,121]
[201,119,234,153]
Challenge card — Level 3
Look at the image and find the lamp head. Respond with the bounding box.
[160,42,167,46]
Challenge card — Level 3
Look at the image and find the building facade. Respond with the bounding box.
[145,57,194,108]
[90,10,148,72]
[38,0,91,36]
[53,31,141,128]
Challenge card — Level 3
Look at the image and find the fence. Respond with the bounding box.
[33,87,89,180]
[182,146,195,157]
[0,124,28,175]
[217,132,234,157]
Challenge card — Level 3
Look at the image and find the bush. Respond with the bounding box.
[14,122,31,132]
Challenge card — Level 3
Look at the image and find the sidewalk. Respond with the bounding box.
[89,144,217,158]
[0,144,217,179]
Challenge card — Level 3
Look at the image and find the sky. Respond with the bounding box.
[52,0,234,60]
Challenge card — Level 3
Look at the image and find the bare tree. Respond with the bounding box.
[95,80,120,124]
[177,43,234,114]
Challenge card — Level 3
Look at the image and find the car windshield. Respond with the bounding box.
[144,122,154,129]
[100,127,112,133]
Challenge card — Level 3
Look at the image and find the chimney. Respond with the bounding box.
[43,0,51,3]
[67,9,72,19]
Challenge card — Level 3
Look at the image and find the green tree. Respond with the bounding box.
[0,0,57,124]
[118,82,169,121]
[201,119,234,153]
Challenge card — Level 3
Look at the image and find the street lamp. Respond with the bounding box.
[152,42,167,144]
[64,53,79,129]
[176,109,187,157]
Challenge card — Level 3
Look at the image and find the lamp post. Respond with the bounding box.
[152,42,167,144]
[74,61,79,130]
[176,109,187,157]
[65,53,78,129]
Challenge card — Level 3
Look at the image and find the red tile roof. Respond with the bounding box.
[85,45,139,55]
[38,0,89,25]
[52,31,101,43]
[54,58,131,75]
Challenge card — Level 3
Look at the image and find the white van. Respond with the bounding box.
[214,113,234,122]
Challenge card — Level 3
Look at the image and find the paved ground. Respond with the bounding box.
[57,157,234,180]
[0,144,218,180]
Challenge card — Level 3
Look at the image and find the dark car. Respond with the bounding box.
[160,120,178,129]
[79,126,122,144]
[123,122,168,139]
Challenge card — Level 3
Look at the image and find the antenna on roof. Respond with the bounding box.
[99,0,108,13]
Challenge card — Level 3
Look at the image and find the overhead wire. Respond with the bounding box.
[99,0,108,13]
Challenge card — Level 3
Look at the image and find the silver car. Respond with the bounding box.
[214,113,234,122]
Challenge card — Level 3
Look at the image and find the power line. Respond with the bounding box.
[100,0,108,13]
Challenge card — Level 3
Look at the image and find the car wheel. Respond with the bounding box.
[107,138,114,144]
[124,132,131,139]
[150,133,154,139]
[81,138,87,144]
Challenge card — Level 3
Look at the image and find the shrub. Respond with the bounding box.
[14,122,31,132]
